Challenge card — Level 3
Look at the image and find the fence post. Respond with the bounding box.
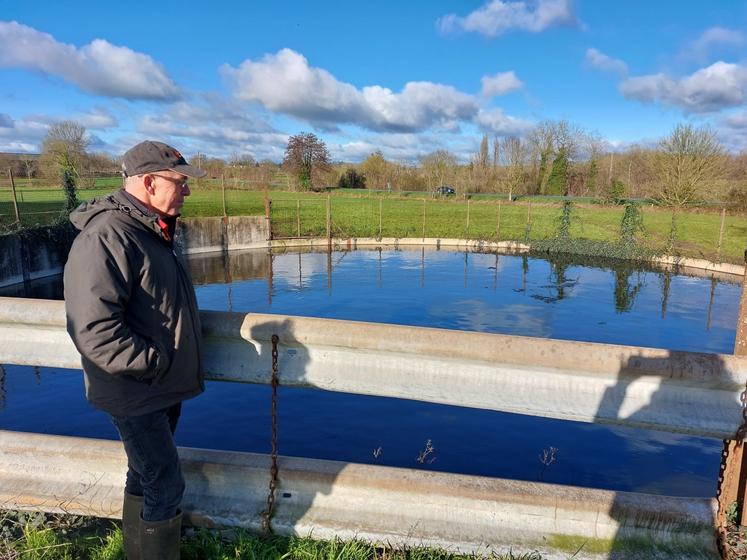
[296,199,301,238]
[524,201,532,241]
[497,202,501,241]
[466,198,470,238]
[326,194,332,248]
[221,174,227,217]
[718,251,747,541]
[422,198,426,240]
[8,169,20,224]
[717,207,726,262]
[378,198,383,240]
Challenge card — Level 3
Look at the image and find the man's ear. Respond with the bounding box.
[144,175,156,194]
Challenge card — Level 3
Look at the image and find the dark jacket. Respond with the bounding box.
[64,189,204,416]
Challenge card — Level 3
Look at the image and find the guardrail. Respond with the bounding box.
[0,295,739,557]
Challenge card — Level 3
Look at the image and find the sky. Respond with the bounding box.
[1,0,747,163]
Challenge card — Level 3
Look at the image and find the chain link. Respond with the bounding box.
[261,334,280,534]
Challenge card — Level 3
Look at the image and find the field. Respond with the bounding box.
[1,179,745,263]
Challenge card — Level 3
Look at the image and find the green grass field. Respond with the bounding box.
[1,181,744,263]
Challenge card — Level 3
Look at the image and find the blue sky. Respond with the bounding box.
[1,0,747,162]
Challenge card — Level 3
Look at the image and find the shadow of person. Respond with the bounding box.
[178,313,342,540]
[593,350,737,559]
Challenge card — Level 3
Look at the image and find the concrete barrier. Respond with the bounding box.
[0,430,718,558]
[1,296,745,439]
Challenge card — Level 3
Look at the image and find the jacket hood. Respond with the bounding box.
[69,189,166,239]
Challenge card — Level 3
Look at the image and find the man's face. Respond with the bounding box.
[145,171,191,216]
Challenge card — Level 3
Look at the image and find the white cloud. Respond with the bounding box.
[28,107,118,130]
[620,61,747,113]
[0,20,180,100]
[136,97,286,160]
[481,71,523,97]
[221,48,480,132]
[475,108,533,135]
[680,27,746,63]
[585,48,628,77]
[330,130,489,164]
[0,114,52,152]
[0,113,13,128]
[437,0,577,38]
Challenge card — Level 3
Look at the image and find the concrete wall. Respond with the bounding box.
[0,216,270,288]
[175,216,270,254]
[2,296,746,439]
[0,430,719,559]
[0,230,71,289]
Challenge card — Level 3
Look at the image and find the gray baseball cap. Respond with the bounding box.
[121,140,207,178]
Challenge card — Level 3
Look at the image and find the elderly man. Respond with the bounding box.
[64,141,206,560]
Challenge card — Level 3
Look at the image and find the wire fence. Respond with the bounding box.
[269,196,745,264]
[1,168,744,264]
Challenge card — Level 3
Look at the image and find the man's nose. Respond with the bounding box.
[183,184,191,196]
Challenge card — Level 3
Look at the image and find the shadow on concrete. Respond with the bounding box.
[594,351,732,559]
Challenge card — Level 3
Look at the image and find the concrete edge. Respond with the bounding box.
[0,430,719,559]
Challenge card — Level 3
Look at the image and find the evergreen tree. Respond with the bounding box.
[546,147,569,195]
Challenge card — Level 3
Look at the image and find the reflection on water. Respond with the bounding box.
[0,246,740,495]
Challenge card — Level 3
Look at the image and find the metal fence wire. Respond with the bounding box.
[267,196,745,264]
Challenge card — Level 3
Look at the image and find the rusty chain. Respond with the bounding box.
[716,380,747,557]
[261,334,280,534]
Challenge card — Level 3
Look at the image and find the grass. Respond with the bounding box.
[0,512,546,560]
[1,180,745,263]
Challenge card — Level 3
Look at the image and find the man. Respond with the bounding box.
[64,140,206,560]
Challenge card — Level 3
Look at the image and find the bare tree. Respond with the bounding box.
[501,137,527,201]
[420,150,457,192]
[653,124,724,206]
[283,132,331,190]
[41,121,89,176]
[361,150,389,190]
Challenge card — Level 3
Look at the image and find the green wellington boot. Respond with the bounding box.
[122,493,144,560]
[140,511,182,560]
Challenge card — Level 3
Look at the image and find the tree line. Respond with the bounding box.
[4,119,745,208]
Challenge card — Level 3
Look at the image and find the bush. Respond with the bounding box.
[338,168,366,189]
[727,187,747,211]
[605,180,626,204]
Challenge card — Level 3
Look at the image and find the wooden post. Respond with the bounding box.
[221,174,227,217]
[264,188,271,240]
[719,251,747,536]
[378,198,383,240]
[296,199,301,238]
[717,207,726,262]
[422,198,426,240]
[497,202,501,241]
[326,194,332,248]
[8,169,20,224]
[466,198,470,237]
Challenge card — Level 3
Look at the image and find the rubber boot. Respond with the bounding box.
[122,493,143,560]
[140,510,182,560]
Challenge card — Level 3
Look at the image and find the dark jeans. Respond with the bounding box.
[111,403,185,522]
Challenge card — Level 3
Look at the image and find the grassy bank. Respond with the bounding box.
[0,511,543,560]
[2,183,744,263]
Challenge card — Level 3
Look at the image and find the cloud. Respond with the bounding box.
[481,71,523,97]
[585,48,628,76]
[27,107,118,130]
[136,96,287,160]
[221,48,479,132]
[620,61,747,113]
[0,20,180,100]
[680,27,746,64]
[0,113,13,128]
[437,0,577,38]
[474,108,533,135]
[0,114,51,152]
